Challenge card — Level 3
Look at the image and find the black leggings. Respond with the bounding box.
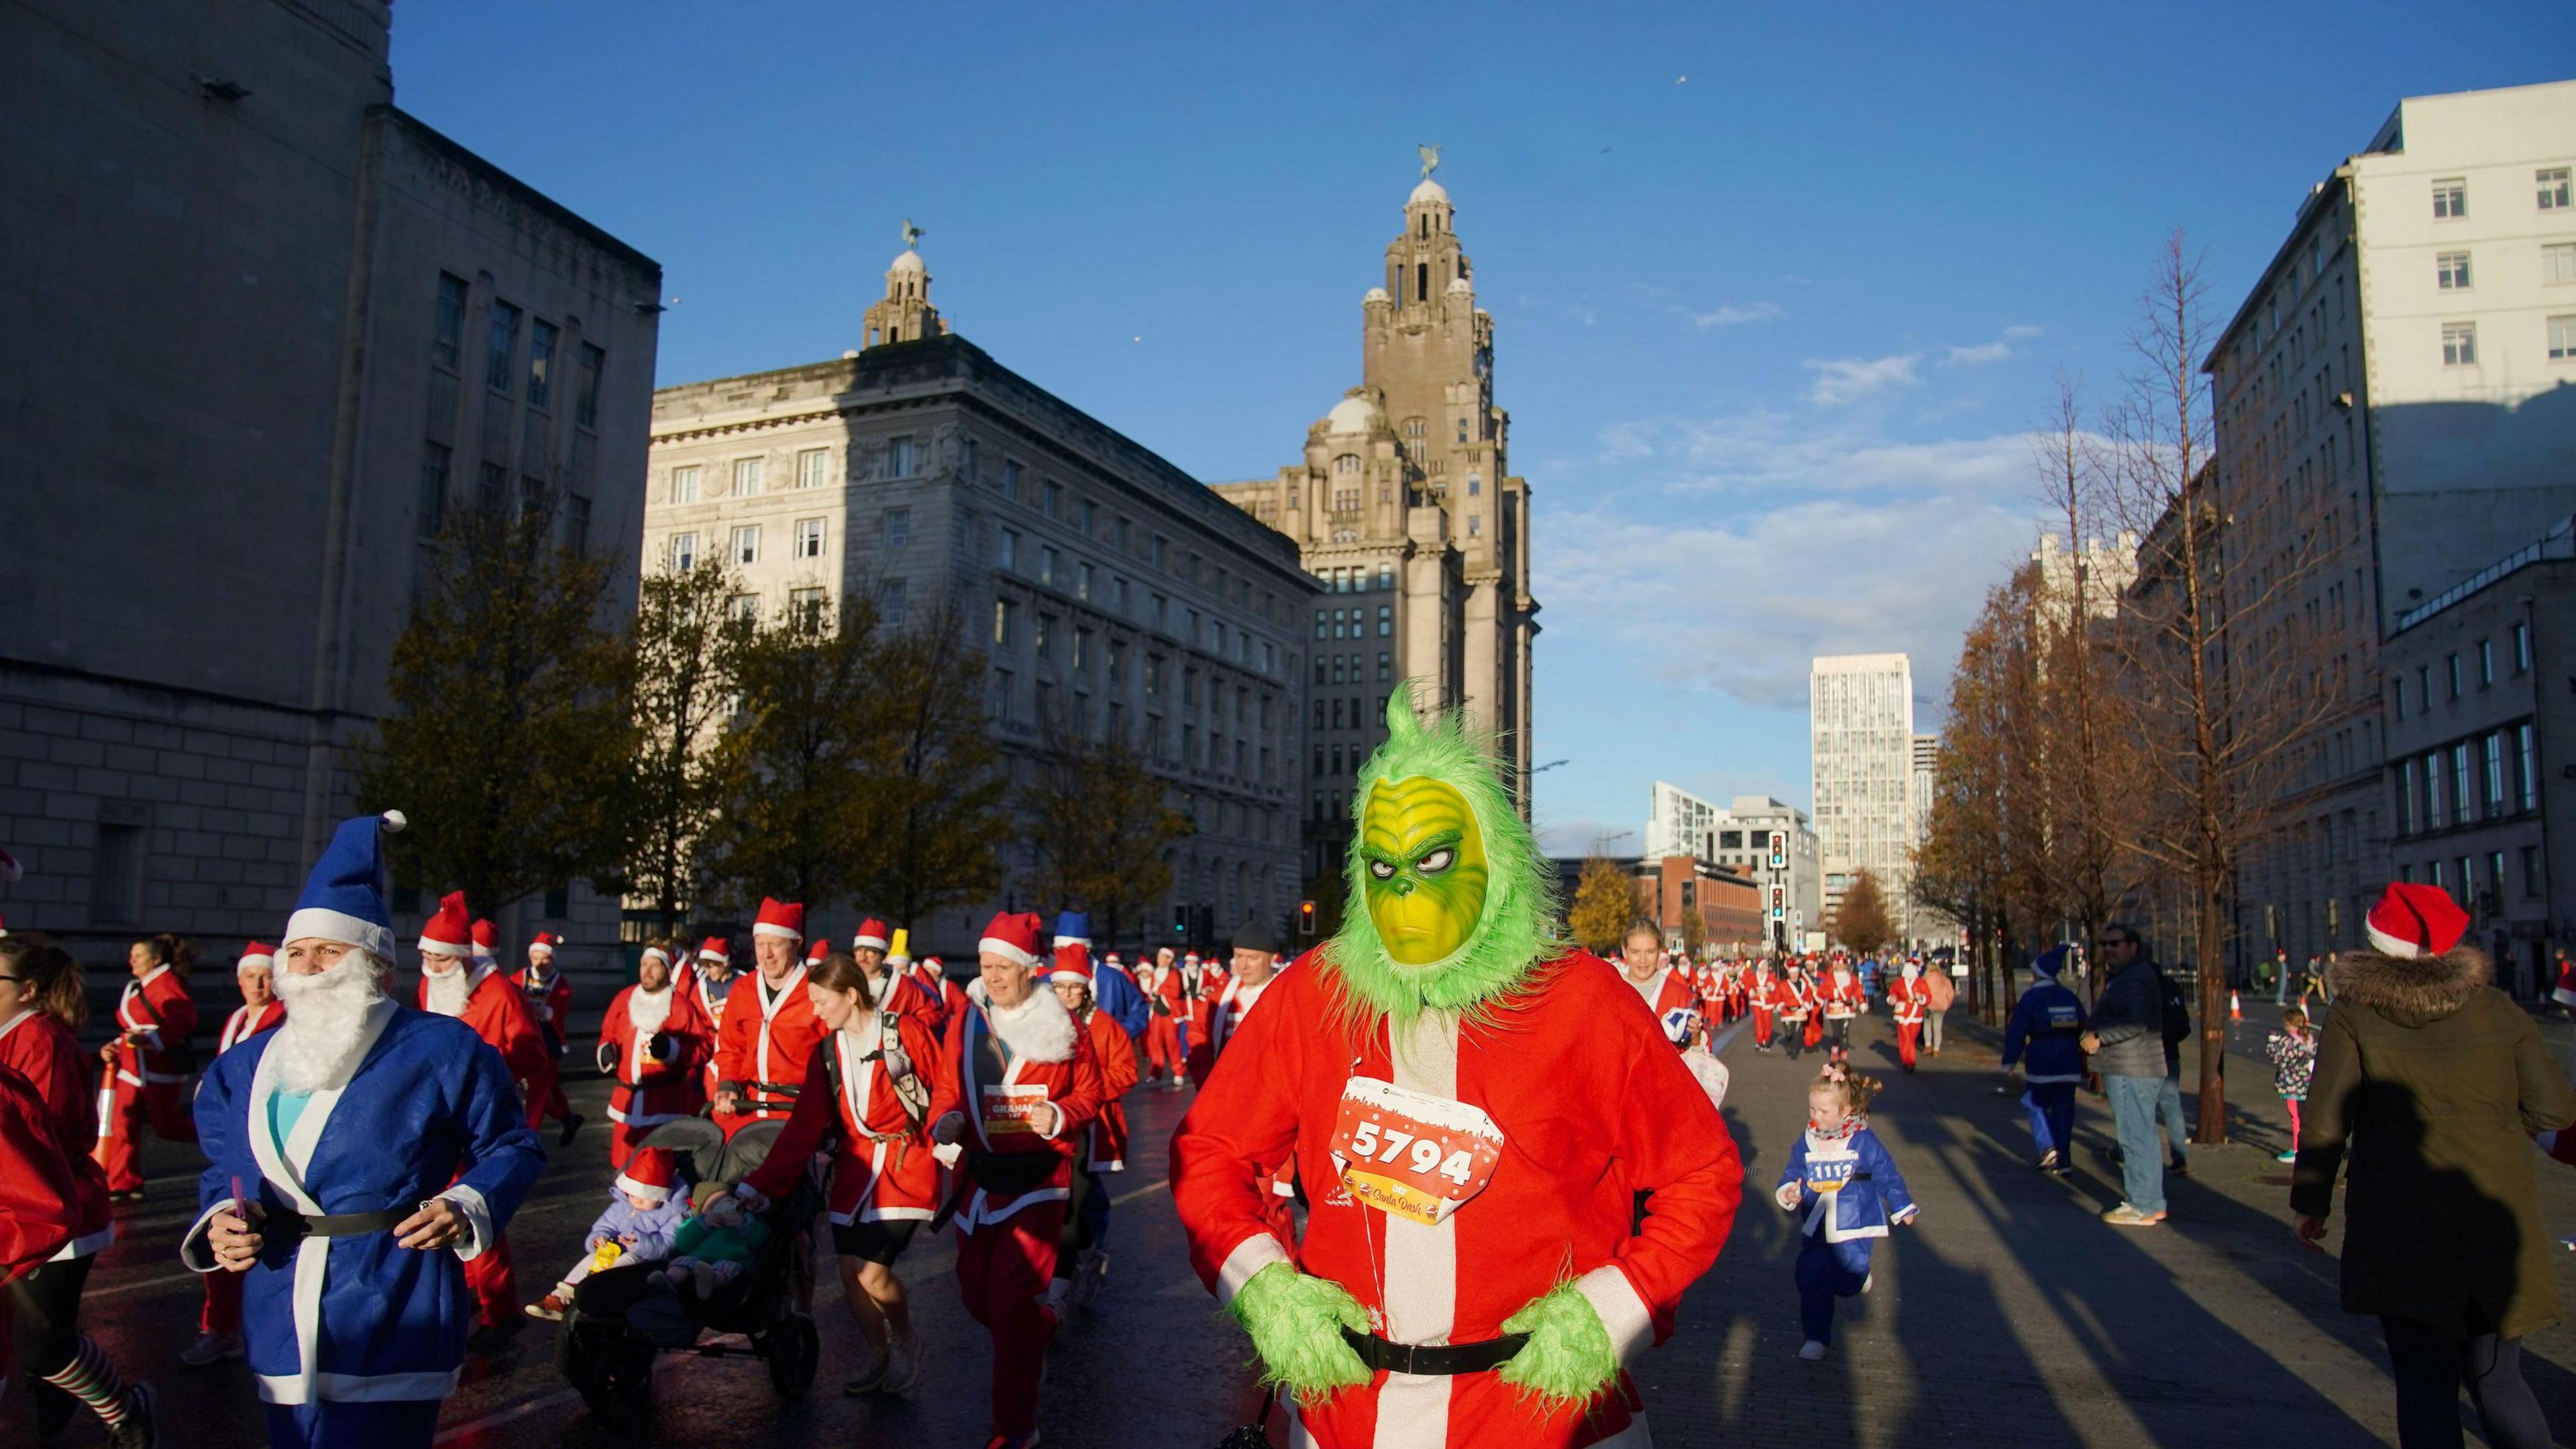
[2381,1315,2553,1449]
[7,1252,91,1379]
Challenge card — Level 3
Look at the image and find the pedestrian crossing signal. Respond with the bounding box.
[1770,883,1785,920]
[1768,830,1787,871]
[1299,900,1317,936]
[1172,906,1187,935]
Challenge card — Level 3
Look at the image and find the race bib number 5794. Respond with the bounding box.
[1328,1077,1505,1227]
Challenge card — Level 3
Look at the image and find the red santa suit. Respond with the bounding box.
[417,894,553,1328]
[201,959,286,1339]
[1140,959,1189,1083]
[1173,949,1743,1448]
[1750,969,1778,1049]
[742,983,949,1231]
[93,958,200,1193]
[714,963,826,1134]
[1886,967,1931,1071]
[0,1007,114,1266]
[1079,1005,1138,1174]
[910,958,970,1035]
[1779,970,1820,1049]
[926,913,1106,1442]
[679,940,738,1102]
[1189,969,1281,1087]
[2553,953,2576,1012]
[596,973,714,1167]
[0,1060,80,1281]
[511,938,576,1126]
[1623,964,1703,1051]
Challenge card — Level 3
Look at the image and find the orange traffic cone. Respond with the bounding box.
[2229,990,2243,1022]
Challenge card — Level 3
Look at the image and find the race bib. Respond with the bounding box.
[1328,1077,1504,1227]
[1803,1147,1858,1196]
[981,1083,1051,1136]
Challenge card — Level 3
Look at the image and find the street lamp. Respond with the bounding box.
[1529,758,1570,775]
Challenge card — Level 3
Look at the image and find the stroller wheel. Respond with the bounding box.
[767,1314,820,1399]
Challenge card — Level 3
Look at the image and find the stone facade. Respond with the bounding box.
[1210,168,1540,888]
[0,0,661,971]
[645,261,1312,955]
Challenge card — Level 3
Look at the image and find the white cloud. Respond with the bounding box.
[1599,409,2039,500]
[2004,324,2043,340]
[1803,354,1919,407]
[1691,302,1782,329]
[1945,340,2012,366]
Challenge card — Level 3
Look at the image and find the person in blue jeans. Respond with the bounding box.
[2001,945,2088,1174]
[2084,923,2170,1226]
[1776,1067,1917,1360]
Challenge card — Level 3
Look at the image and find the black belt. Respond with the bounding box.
[270,1207,409,1246]
[1340,1328,1529,1377]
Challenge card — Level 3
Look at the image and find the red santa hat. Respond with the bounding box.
[639,943,672,969]
[696,936,731,965]
[470,918,498,957]
[918,955,945,977]
[1104,951,1124,967]
[851,917,891,953]
[1051,938,1093,986]
[2365,881,2469,960]
[237,941,276,973]
[614,1148,680,1205]
[979,910,1044,969]
[419,892,474,959]
[753,898,804,942]
[805,937,830,965]
[529,931,560,957]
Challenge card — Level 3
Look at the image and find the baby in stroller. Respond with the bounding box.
[650,1181,771,1297]
[528,1148,689,1321]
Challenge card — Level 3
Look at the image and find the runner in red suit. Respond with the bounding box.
[93,934,200,1198]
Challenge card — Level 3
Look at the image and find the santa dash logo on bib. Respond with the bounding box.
[1328,1076,1504,1227]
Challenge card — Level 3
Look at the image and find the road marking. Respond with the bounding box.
[433,1387,579,1444]
[1110,1176,1169,1206]
[87,1269,201,1300]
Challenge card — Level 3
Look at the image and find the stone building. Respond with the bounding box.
[1210,163,1540,889]
[644,248,1311,954]
[0,0,661,970]
[2210,81,2576,972]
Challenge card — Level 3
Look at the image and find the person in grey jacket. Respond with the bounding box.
[2081,924,2169,1226]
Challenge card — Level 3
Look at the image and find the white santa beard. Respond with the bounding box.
[270,957,388,1092]
[425,963,472,1016]
[627,983,674,1037]
[970,979,1077,1063]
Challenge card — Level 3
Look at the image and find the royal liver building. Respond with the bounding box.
[1214,154,1540,886]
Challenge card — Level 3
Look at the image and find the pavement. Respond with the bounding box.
[24,998,2576,1448]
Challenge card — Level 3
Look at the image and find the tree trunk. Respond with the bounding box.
[2192,865,2229,1143]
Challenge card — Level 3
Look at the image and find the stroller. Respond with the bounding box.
[555,1117,823,1426]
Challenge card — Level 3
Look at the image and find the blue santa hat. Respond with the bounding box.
[284,810,406,961]
[2032,943,2070,980]
[1053,910,1090,948]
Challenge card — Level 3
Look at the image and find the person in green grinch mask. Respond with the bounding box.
[1171,686,1744,1448]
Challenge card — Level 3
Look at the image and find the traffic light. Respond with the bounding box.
[1770,883,1786,920]
[1299,900,1318,936]
[1768,830,1787,871]
[1171,905,1187,936]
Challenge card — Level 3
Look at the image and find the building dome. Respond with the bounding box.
[1323,394,1383,435]
[889,248,926,274]
[1408,177,1450,206]
[1446,276,1472,296]
[1364,286,1390,304]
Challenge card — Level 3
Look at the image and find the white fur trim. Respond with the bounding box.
[753,922,801,941]
[974,981,1077,1063]
[2365,921,2420,959]
[851,932,889,952]
[437,1183,494,1262]
[612,1172,672,1204]
[979,935,1038,969]
[1575,1263,1656,1362]
[417,936,470,959]
[283,908,392,961]
[1214,1230,1289,1307]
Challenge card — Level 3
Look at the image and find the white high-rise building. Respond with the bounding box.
[1642,783,1822,947]
[1811,654,1916,934]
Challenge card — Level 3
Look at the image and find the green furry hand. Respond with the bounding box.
[1227,1262,1374,1404]
[1497,1279,1619,1409]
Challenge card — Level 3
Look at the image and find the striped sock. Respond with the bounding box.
[41,1335,131,1425]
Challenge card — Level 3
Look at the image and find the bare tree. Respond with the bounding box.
[861,599,1008,936]
[1017,696,1193,951]
[618,561,753,935]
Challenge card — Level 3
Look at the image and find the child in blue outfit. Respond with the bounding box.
[527,1147,690,1320]
[1776,1067,1916,1360]
[2000,945,2089,1175]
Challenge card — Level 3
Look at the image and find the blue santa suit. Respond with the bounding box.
[1776,1124,1916,1346]
[182,996,545,1449]
[2000,964,2088,1158]
[1091,959,1149,1038]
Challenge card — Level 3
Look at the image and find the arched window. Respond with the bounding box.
[1333,453,1360,475]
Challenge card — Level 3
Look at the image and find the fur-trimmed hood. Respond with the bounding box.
[2328,945,2492,1025]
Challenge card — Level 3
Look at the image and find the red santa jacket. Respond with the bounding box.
[1142,962,1189,1020]
[745,992,950,1223]
[598,981,714,1132]
[0,1062,80,1283]
[1187,971,1281,1086]
[511,963,573,1049]
[1820,971,1865,1021]
[1173,948,1743,1448]
[678,964,739,1099]
[1624,965,1703,1049]
[714,963,826,1126]
[1777,972,1818,1020]
[111,963,199,1087]
[0,1009,111,1257]
[926,983,1106,1230]
[1080,1006,1138,1172]
[214,1000,286,1057]
[1886,973,1931,1025]
[418,963,553,1106]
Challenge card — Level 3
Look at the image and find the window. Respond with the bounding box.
[1077,561,1094,601]
[1079,498,1096,535]
[1468,515,1482,537]
[669,532,698,572]
[485,301,520,391]
[731,525,761,565]
[565,493,591,554]
[794,517,826,559]
[2394,678,2406,720]
[880,506,910,549]
[1377,651,1392,682]
[1034,615,1054,661]
[2514,621,2531,672]
[1377,605,1393,637]
[2527,847,2546,897]
[993,668,1015,723]
[2520,723,2538,810]
[2442,322,2477,366]
[788,587,828,624]
[2447,653,2461,699]
[2424,751,2445,828]
[2432,177,2466,219]
[2551,316,2576,362]
[727,592,760,622]
[89,822,145,926]
[1377,562,1394,590]
[2436,252,2471,290]
[999,529,1019,571]
[1042,481,1062,520]
[527,319,557,409]
[2479,639,2493,685]
[670,465,701,503]
[1146,655,1165,697]
[1039,547,1059,588]
[1333,453,1360,476]
[796,448,830,489]
[1002,460,1022,500]
[2399,759,2416,835]
[1152,536,1169,570]
[733,457,765,496]
[2453,744,2473,824]
[1456,417,1469,444]
[888,435,916,476]
[2485,734,2506,814]
[575,343,604,429]
[2546,244,2576,286]
[417,442,451,538]
[431,274,468,370]
[994,599,1015,647]
[1467,474,1482,496]
[1073,629,1092,672]
[1108,641,1126,684]
[1151,593,1168,630]
[2541,167,2573,211]
[877,578,906,627]
[1186,608,1201,645]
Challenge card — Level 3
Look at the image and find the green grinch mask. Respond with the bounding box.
[1359,776,1490,965]
[1322,686,1561,1032]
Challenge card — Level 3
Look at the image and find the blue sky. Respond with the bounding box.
[391,1,2573,854]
